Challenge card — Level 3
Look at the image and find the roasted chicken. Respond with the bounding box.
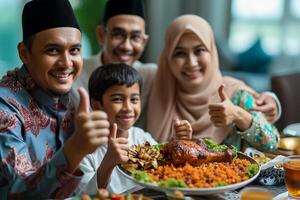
[162,139,236,166]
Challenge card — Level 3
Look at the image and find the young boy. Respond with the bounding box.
[76,63,192,194]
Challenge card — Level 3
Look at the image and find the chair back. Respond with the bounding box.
[271,72,300,131]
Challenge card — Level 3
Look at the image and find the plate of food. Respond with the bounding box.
[244,147,285,186]
[65,189,153,200]
[118,139,260,195]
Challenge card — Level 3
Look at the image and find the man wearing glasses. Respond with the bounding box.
[74,0,155,127]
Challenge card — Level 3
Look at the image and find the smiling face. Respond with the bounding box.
[170,32,211,93]
[19,27,82,95]
[96,83,141,131]
[100,14,147,65]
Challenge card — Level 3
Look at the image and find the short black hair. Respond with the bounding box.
[23,34,36,52]
[89,63,143,104]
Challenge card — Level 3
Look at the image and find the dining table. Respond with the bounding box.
[132,183,287,200]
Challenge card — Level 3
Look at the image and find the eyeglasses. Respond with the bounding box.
[106,28,148,46]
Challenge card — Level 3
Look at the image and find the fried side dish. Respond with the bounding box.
[162,139,237,166]
[252,154,283,169]
[252,154,271,165]
[80,188,152,200]
[121,142,164,172]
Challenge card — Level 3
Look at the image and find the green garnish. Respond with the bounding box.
[230,145,239,153]
[125,193,132,200]
[153,143,165,151]
[132,170,154,184]
[133,171,187,188]
[246,163,259,177]
[215,181,228,187]
[158,178,187,188]
[204,138,228,152]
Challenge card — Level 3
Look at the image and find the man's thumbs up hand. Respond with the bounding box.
[73,87,110,156]
[63,87,110,173]
[77,87,90,113]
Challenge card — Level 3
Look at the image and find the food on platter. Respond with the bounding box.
[122,142,164,172]
[75,189,152,200]
[162,139,236,166]
[121,138,259,189]
[252,154,271,166]
[244,147,285,185]
[133,157,257,188]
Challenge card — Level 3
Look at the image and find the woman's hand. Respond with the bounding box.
[252,92,277,123]
[174,119,192,140]
[208,85,252,131]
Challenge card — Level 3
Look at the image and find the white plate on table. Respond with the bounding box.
[273,191,288,200]
[283,123,300,137]
[118,153,260,196]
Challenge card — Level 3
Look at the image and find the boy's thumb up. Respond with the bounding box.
[173,118,180,126]
[218,84,228,102]
[77,87,90,113]
[110,123,118,139]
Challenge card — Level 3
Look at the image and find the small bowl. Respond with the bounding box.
[256,166,284,186]
[277,137,300,154]
[244,148,285,186]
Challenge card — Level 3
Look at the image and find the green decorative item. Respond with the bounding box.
[73,0,106,54]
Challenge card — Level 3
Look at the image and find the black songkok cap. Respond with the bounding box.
[103,0,145,25]
[22,0,80,41]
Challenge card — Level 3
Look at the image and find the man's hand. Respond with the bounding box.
[106,123,129,166]
[64,87,110,173]
[73,87,110,155]
[174,119,192,140]
[251,92,277,123]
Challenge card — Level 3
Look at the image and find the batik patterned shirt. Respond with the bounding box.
[0,66,82,199]
[224,90,280,151]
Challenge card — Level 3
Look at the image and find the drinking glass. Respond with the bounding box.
[283,155,300,199]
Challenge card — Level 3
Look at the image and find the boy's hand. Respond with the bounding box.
[174,119,192,140]
[107,123,129,166]
[251,92,277,123]
[208,85,237,127]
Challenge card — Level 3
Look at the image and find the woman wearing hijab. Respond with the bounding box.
[147,15,279,151]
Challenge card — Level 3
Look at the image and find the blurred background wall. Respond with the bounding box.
[2,0,300,92]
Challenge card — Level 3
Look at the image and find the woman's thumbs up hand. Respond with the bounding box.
[208,84,237,127]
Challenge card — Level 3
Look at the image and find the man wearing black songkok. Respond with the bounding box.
[73,0,157,129]
[0,0,110,198]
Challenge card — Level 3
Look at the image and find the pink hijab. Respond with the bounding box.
[146,15,256,143]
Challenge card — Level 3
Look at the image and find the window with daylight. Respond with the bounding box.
[229,0,300,56]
